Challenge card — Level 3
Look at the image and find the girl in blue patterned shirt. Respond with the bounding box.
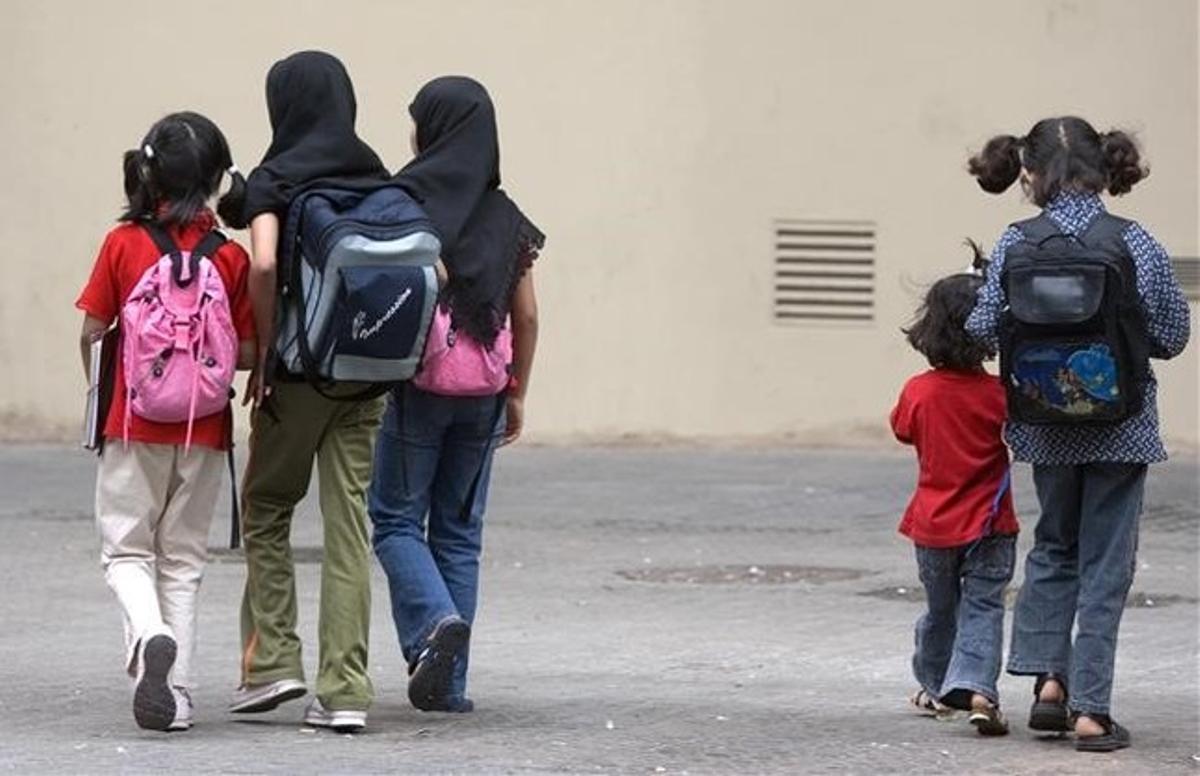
[965,116,1190,753]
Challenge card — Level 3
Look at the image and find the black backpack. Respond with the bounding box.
[999,213,1150,425]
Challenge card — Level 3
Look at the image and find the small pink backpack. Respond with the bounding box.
[120,225,237,449]
[412,305,512,397]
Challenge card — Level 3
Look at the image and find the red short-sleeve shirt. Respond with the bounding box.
[890,369,1018,548]
[75,211,254,451]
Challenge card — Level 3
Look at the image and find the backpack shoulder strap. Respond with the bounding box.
[1012,214,1061,243]
[143,221,180,259]
[191,229,228,261]
[1079,212,1133,253]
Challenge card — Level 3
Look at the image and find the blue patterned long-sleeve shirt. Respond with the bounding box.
[965,191,1191,465]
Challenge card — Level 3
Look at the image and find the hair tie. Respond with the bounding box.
[142,144,155,159]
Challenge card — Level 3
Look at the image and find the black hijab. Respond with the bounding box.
[395,76,544,346]
[241,51,389,223]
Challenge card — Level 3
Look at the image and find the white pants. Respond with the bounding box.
[96,441,224,689]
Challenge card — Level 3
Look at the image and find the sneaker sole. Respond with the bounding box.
[409,619,470,711]
[230,683,308,714]
[303,713,367,733]
[133,635,177,731]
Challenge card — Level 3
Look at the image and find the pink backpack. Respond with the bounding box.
[412,305,512,397]
[120,225,237,449]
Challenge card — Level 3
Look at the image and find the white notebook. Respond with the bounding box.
[83,326,119,450]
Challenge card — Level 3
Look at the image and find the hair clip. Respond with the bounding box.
[143,144,155,159]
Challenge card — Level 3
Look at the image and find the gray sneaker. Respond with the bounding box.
[229,678,307,714]
[303,698,366,733]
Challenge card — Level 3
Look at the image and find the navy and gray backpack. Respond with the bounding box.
[276,186,441,390]
[999,213,1150,425]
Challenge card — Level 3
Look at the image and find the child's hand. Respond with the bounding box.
[501,396,524,446]
[244,355,272,408]
[435,258,449,289]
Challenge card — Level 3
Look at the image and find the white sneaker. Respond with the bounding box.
[168,687,193,731]
[229,678,308,714]
[303,698,367,733]
[133,632,177,731]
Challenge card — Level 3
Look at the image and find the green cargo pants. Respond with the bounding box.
[239,380,386,711]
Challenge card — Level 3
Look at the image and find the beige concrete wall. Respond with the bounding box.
[1,0,1196,446]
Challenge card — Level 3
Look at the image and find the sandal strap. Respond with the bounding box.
[1034,672,1069,698]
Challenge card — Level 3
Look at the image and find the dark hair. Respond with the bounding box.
[967,116,1148,206]
[903,243,993,370]
[121,111,247,228]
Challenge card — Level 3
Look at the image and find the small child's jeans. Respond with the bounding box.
[913,534,1016,707]
[96,441,224,689]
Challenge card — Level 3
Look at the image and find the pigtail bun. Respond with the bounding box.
[1102,130,1148,196]
[217,168,249,229]
[968,134,1023,194]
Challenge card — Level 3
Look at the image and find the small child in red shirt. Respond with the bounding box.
[890,246,1018,736]
[76,112,255,732]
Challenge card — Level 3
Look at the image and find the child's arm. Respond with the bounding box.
[1124,223,1191,360]
[79,315,111,379]
[964,226,1023,347]
[245,213,280,406]
[889,383,915,445]
[503,271,539,446]
[237,341,257,371]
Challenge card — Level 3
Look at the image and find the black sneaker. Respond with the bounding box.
[133,634,178,731]
[408,616,470,711]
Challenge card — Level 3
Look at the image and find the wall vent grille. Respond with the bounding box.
[1172,257,1199,301]
[773,219,875,323]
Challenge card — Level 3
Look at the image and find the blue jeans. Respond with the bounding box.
[367,386,505,701]
[1008,463,1147,716]
[913,535,1016,708]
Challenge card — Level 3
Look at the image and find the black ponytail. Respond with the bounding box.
[121,147,157,222]
[1101,129,1148,195]
[967,135,1023,194]
[217,168,248,229]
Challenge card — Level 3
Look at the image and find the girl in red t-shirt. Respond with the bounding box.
[75,113,255,733]
[890,246,1018,736]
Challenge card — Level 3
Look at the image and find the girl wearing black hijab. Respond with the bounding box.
[227,50,392,733]
[368,76,544,713]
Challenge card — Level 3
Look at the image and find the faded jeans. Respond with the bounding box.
[913,535,1016,708]
[1008,463,1147,716]
[368,386,505,702]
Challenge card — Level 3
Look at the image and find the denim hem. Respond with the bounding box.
[1006,661,1067,677]
[940,680,999,705]
[1068,702,1112,718]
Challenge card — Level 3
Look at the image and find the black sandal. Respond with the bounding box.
[1029,673,1070,733]
[1074,714,1131,753]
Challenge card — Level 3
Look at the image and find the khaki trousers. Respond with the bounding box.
[96,441,225,689]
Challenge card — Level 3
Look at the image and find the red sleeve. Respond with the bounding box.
[890,380,917,445]
[75,231,122,323]
[218,241,255,343]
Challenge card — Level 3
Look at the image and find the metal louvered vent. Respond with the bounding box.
[1172,257,1199,301]
[773,219,875,323]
